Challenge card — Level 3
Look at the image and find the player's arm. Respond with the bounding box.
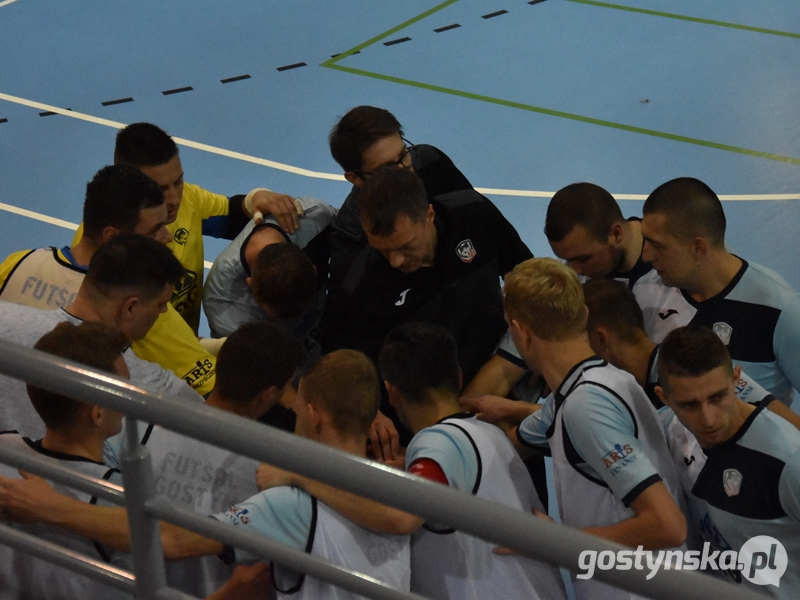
[507,396,554,459]
[564,388,686,549]
[582,480,686,549]
[459,394,540,429]
[206,564,272,600]
[462,353,528,400]
[255,463,424,535]
[242,188,300,234]
[767,398,800,431]
[0,472,223,559]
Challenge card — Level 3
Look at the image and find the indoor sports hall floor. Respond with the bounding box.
[1,0,799,339]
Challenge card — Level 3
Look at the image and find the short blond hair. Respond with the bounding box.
[298,350,380,438]
[503,258,586,341]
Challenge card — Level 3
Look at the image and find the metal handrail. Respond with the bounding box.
[0,337,771,600]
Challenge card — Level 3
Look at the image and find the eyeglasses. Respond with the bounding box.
[352,138,415,179]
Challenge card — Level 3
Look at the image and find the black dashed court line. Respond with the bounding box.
[39,109,71,117]
[162,86,193,96]
[277,62,307,71]
[101,97,133,107]
[330,51,361,58]
[384,36,411,46]
[434,23,461,33]
[220,74,251,84]
[482,9,508,19]
[528,0,547,4]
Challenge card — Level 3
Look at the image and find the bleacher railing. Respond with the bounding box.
[0,338,770,600]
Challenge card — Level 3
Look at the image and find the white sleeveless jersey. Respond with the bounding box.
[409,415,566,600]
[520,358,685,600]
[145,426,260,597]
[0,434,132,600]
[275,500,411,600]
[0,248,84,309]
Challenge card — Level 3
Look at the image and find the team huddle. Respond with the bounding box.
[0,106,798,600]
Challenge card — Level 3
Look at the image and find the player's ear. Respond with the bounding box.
[88,405,104,427]
[654,385,668,406]
[691,236,708,261]
[245,277,252,290]
[100,226,121,244]
[609,222,624,246]
[385,381,401,408]
[252,385,279,419]
[731,365,741,383]
[425,204,435,224]
[344,172,364,187]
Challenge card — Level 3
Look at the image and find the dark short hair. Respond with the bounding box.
[379,322,461,404]
[215,322,303,406]
[329,106,403,172]
[84,233,184,300]
[299,350,380,437]
[544,183,623,243]
[82,165,165,244]
[658,325,733,393]
[583,279,646,344]
[358,167,429,237]
[27,322,128,431]
[114,122,179,168]
[250,243,317,319]
[643,177,726,246]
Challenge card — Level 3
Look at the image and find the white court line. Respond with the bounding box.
[0,92,346,181]
[0,0,19,7]
[1,91,798,201]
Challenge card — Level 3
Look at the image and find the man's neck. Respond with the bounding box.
[69,238,99,268]
[204,392,254,419]
[406,390,462,435]
[687,250,742,302]
[65,292,106,325]
[621,219,643,273]
[41,429,105,463]
[614,337,657,388]
[535,337,596,395]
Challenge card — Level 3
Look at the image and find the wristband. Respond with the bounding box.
[244,187,271,216]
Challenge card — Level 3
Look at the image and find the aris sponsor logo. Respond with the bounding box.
[577,537,787,588]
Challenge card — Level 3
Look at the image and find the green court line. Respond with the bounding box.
[321,0,800,165]
[566,0,800,39]
[326,64,800,166]
[322,0,459,67]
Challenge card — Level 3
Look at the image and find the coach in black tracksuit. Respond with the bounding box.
[322,167,532,446]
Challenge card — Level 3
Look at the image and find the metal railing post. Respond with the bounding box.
[120,416,167,600]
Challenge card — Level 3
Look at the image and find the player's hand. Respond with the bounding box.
[207,563,272,600]
[0,471,58,524]
[256,463,296,491]
[459,394,517,424]
[380,447,407,471]
[250,190,300,233]
[368,411,400,463]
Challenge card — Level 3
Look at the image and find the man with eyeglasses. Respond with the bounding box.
[325,106,473,303]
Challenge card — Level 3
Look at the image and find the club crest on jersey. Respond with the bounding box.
[455,239,477,263]
[173,228,190,245]
[713,322,733,346]
[723,468,743,497]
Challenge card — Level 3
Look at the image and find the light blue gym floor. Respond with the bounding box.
[1,0,799,334]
